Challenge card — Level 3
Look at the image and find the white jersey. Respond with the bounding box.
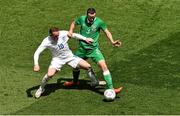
[34,31,73,65]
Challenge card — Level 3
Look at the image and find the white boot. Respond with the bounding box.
[35,87,45,98]
[99,81,106,86]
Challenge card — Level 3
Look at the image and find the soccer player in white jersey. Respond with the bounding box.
[33,27,101,98]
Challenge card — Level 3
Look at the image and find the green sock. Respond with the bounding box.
[103,71,113,89]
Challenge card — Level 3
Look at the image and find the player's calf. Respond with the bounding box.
[86,68,99,87]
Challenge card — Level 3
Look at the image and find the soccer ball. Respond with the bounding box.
[104,89,116,101]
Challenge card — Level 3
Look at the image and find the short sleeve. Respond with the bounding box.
[100,20,107,31]
[59,31,69,42]
[74,16,82,25]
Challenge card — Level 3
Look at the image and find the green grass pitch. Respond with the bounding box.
[0,0,180,115]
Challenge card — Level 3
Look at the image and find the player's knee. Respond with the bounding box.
[83,60,91,69]
[47,69,56,77]
[78,60,91,70]
[84,63,91,70]
[86,63,91,69]
[47,72,54,77]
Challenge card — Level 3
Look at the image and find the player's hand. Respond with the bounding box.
[85,38,94,44]
[34,65,40,72]
[112,40,122,47]
[67,31,73,38]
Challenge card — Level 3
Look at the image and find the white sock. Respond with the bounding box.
[40,74,50,89]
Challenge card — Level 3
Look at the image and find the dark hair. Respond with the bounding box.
[49,27,59,35]
[87,8,96,15]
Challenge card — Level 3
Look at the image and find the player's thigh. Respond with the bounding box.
[90,48,105,63]
[67,56,80,69]
[48,57,65,76]
[77,59,91,70]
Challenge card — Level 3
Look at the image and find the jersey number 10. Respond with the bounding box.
[58,43,64,49]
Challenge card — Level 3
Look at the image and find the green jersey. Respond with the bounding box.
[74,15,107,49]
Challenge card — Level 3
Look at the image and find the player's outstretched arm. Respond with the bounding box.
[104,29,122,47]
[68,21,76,37]
[33,46,46,72]
[72,33,94,44]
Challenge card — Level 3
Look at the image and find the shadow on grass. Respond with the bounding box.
[26,78,105,98]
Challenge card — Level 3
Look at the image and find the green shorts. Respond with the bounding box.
[75,47,105,63]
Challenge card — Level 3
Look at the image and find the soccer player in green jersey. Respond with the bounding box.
[64,8,123,94]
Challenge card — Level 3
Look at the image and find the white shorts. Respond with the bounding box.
[49,56,82,71]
